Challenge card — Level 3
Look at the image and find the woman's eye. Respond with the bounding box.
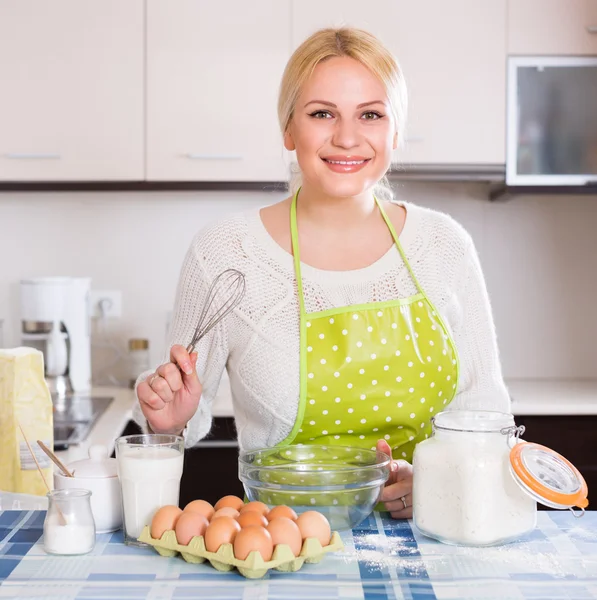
[309,110,333,119]
[362,111,383,120]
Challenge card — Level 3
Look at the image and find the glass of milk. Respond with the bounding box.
[115,433,184,546]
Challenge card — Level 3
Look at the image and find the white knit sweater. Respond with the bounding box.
[133,201,510,450]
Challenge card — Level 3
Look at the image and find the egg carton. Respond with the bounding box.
[137,526,344,579]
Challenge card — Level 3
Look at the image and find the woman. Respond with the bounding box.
[134,27,510,519]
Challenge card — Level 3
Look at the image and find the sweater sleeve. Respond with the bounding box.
[446,235,511,413]
[132,236,230,447]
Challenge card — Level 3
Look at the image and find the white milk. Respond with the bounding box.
[117,446,184,539]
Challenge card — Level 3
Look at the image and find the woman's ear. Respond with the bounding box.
[392,131,398,150]
[284,130,296,152]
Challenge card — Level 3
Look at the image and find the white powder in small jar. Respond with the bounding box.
[43,511,95,555]
[412,411,537,546]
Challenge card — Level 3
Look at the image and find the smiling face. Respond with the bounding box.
[284,56,397,200]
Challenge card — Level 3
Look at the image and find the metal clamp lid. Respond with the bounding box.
[509,442,589,517]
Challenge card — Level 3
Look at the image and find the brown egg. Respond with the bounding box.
[212,507,240,520]
[239,501,269,516]
[150,505,183,540]
[175,511,209,546]
[184,499,215,521]
[233,525,274,561]
[267,505,297,522]
[204,516,241,553]
[267,517,302,557]
[214,495,245,512]
[237,510,268,529]
[296,511,331,547]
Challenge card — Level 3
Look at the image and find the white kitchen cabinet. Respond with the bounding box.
[0,1,144,181]
[146,1,291,181]
[292,1,507,165]
[508,0,597,55]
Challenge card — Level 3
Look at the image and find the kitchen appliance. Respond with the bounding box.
[20,277,112,448]
[507,56,597,186]
[21,277,91,396]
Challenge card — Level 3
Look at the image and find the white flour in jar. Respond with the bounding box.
[43,513,95,555]
[413,433,536,546]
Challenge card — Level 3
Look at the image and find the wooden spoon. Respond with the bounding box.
[37,440,74,478]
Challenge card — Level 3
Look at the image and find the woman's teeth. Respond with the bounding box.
[324,159,367,164]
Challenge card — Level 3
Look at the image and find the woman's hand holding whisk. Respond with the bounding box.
[137,269,245,437]
[137,344,203,435]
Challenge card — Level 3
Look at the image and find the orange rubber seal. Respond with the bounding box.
[510,442,589,509]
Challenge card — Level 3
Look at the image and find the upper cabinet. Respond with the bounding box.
[292,0,507,165]
[0,1,144,181]
[4,0,594,183]
[146,0,291,181]
[508,0,597,55]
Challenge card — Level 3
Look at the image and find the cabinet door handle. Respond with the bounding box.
[587,26,597,33]
[5,153,61,160]
[186,153,243,160]
[194,440,239,449]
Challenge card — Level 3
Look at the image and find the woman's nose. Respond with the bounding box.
[331,118,360,149]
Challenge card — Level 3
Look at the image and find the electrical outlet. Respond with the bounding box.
[90,290,122,318]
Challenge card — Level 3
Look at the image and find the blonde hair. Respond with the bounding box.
[278,27,407,201]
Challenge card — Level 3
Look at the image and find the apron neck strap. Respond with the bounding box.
[375,197,424,294]
[290,190,425,305]
[290,189,306,316]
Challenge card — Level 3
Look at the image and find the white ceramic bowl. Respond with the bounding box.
[54,471,122,533]
[53,445,123,533]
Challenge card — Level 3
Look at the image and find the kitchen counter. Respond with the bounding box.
[1,510,596,599]
[508,378,597,415]
[54,380,236,464]
[54,387,136,464]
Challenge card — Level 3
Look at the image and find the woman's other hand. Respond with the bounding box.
[376,439,413,519]
[137,344,203,435]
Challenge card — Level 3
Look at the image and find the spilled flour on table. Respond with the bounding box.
[346,533,428,576]
[345,531,597,579]
[564,526,597,542]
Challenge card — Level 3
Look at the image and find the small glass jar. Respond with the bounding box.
[413,410,588,547]
[43,489,96,555]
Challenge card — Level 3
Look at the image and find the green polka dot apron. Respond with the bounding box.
[254,190,459,510]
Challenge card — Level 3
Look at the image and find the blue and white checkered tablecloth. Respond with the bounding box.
[1,510,596,600]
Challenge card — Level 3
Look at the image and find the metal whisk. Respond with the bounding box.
[185,269,246,354]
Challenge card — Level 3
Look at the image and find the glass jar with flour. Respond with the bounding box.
[412,410,589,547]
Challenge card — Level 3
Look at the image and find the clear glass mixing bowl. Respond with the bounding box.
[238,444,391,530]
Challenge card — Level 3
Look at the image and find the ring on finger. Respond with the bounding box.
[400,496,408,510]
[148,373,160,387]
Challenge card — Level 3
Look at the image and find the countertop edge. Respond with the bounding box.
[507,378,597,416]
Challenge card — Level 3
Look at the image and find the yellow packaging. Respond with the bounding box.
[0,348,54,495]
